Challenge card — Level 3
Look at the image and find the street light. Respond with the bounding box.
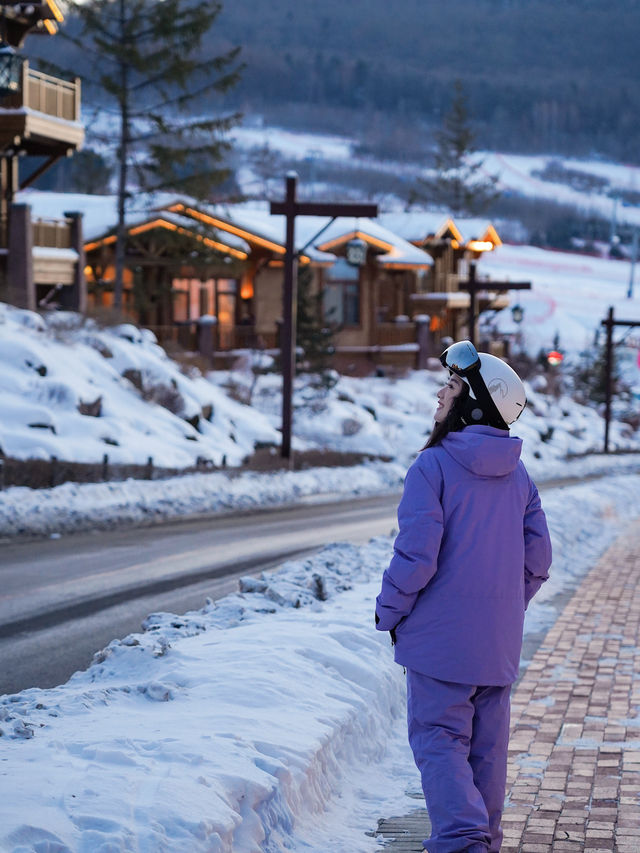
[511,304,524,324]
[345,237,367,267]
[0,45,22,95]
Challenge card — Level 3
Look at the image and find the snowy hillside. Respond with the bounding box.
[0,304,278,469]
[231,122,640,231]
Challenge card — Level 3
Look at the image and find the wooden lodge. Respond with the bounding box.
[7,190,515,373]
[0,0,86,312]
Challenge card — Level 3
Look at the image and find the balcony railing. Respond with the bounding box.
[0,60,81,122]
[32,217,72,249]
[373,321,417,348]
[0,215,71,250]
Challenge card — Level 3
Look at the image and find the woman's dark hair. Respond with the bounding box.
[422,383,469,449]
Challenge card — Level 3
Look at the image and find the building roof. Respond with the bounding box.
[16,191,440,270]
[377,211,502,249]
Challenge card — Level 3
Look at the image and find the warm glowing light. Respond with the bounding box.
[434,218,464,243]
[85,219,247,260]
[318,230,393,254]
[45,0,64,22]
[483,225,502,248]
[84,235,116,251]
[42,19,57,34]
[451,239,460,249]
[467,240,494,253]
[380,262,431,271]
[129,219,178,236]
[240,281,254,299]
[167,204,286,254]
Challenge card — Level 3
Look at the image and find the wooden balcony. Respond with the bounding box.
[32,217,72,250]
[0,60,84,153]
[0,215,71,250]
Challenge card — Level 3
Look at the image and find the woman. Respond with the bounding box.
[376,341,552,853]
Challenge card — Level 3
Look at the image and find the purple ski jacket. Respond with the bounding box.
[376,425,552,686]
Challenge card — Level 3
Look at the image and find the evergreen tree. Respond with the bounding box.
[295,265,336,391]
[412,80,500,216]
[55,0,243,310]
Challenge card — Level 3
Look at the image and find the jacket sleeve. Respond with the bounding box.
[376,456,443,632]
[523,478,552,608]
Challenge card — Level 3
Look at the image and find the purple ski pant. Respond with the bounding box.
[406,669,511,853]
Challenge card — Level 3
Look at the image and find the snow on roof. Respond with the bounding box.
[17,190,119,241]
[32,246,79,261]
[207,203,432,267]
[311,215,432,268]
[378,211,499,246]
[16,192,431,267]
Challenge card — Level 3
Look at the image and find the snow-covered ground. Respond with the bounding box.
[1,291,640,539]
[2,470,640,853]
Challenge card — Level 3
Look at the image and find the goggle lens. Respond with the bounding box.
[439,340,481,376]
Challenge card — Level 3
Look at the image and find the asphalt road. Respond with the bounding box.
[0,493,400,696]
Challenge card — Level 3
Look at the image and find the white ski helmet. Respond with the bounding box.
[440,340,527,428]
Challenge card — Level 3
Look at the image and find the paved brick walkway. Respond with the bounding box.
[503,518,640,853]
[375,519,640,852]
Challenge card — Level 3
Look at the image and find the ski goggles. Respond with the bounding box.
[439,340,481,377]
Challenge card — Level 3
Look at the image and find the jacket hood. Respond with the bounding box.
[441,425,522,477]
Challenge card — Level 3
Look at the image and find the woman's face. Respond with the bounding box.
[434,372,465,423]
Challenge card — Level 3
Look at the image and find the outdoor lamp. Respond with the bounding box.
[346,237,367,267]
[0,45,23,96]
[511,304,524,324]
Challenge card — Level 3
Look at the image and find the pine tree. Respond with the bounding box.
[412,80,500,216]
[55,0,243,310]
[295,265,337,391]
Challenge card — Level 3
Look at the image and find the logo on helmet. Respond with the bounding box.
[488,377,509,399]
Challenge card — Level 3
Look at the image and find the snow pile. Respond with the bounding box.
[0,539,403,853]
[3,474,640,852]
[0,304,279,468]
[0,459,405,538]
[212,362,640,469]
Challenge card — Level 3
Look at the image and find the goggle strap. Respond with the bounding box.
[465,370,509,430]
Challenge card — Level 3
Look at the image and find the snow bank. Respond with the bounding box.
[2,474,640,852]
[0,540,404,853]
[0,460,405,538]
[0,304,279,468]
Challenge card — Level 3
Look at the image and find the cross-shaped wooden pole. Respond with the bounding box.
[461,262,531,346]
[270,173,378,460]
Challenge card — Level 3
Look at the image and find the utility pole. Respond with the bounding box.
[627,227,638,299]
[270,173,377,460]
[600,306,640,452]
[462,263,531,347]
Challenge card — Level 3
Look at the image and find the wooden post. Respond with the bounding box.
[270,178,378,460]
[600,308,640,453]
[281,173,298,461]
[603,306,614,453]
[467,263,477,346]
